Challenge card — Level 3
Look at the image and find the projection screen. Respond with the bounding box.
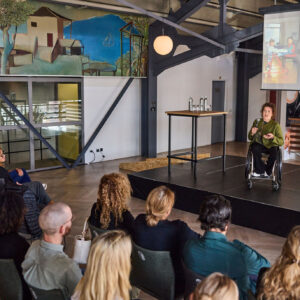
[262,11,300,90]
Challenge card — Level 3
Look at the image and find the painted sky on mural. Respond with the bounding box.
[0,14,140,66]
[64,14,139,65]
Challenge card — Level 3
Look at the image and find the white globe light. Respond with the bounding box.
[153,35,173,55]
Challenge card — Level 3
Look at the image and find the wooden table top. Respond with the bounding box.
[165,110,228,117]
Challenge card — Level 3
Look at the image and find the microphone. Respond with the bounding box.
[255,118,261,127]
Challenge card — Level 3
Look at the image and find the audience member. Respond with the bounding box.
[0,149,52,238]
[257,225,300,300]
[132,185,199,294]
[0,148,47,190]
[183,195,270,299]
[192,272,239,300]
[0,189,31,300]
[89,173,134,232]
[22,202,82,298]
[72,230,132,300]
[9,168,31,184]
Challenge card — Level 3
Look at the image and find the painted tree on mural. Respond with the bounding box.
[0,0,34,74]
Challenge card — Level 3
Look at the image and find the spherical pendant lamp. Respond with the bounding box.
[153,29,173,55]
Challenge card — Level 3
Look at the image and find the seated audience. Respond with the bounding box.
[89,173,134,232]
[0,148,50,204]
[257,225,300,300]
[0,149,52,238]
[192,272,239,300]
[22,202,82,298]
[132,185,199,294]
[183,195,270,299]
[0,147,32,184]
[72,230,132,300]
[0,189,31,300]
[9,168,31,184]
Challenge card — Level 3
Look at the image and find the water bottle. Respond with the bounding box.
[188,97,193,111]
[199,97,204,111]
[203,97,208,111]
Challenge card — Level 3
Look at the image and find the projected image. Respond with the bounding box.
[262,11,300,90]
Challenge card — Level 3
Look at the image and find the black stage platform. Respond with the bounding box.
[128,156,300,237]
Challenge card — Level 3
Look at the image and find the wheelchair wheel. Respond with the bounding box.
[245,150,252,179]
[272,180,280,191]
[247,179,253,190]
[276,149,282,186]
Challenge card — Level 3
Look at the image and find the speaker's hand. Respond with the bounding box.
[263,133,274,139]
[251,127,258,135]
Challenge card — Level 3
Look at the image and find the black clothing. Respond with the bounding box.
[0,233,31,300]
[251,142,278,175]
[0,166,28,193]
[132,214,200,294]
[21,190,42,238]
[24,181,51,209]
[89,202,134,233]
[0,166,42,238]
[256,267,270,297]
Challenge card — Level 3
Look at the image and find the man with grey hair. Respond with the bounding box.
[22,202,82,298]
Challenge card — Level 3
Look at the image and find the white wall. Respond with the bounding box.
[83,77,141,163]
[157,51,237,153]
[247,73,267,134]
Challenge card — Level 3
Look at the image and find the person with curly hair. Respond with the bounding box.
[132,185,199,295]
[88,173,134,232]
[183,195,270,300]
[257,225,300,300]
[72,230,132,300]
[192,272,239,300]
[0,189,31,299]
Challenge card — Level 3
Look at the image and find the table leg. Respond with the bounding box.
[223,114,226,173]
[168,114,172,175]
[191,117,195,169]
[194,117,198,178]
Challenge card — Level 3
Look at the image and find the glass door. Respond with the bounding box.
[0,77,83,171]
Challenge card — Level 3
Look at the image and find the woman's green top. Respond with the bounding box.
[248,119,283,149]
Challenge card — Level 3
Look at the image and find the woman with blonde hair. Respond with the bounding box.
[257,225,300,300]
[89,173,134,232]
[72,230,132,300]
[132,185,199,295]
[193,272,239,300]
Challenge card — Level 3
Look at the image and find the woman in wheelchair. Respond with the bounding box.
[248,102,283,177]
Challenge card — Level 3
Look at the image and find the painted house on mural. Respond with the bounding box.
[12,7,83,66]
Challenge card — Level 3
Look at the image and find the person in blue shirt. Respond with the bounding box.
[183,195,270,300]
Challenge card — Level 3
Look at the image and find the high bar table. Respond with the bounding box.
[165,110,228,178]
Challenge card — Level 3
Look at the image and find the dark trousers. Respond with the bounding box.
[251,142,277,175]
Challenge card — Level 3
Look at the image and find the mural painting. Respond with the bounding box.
[0,0,148,77]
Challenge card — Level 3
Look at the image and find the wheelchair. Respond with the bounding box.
[245,145,282,191]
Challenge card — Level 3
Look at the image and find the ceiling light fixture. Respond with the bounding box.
[153,28,173,55]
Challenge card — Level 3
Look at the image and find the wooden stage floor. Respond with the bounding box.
[129,155,300,237]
